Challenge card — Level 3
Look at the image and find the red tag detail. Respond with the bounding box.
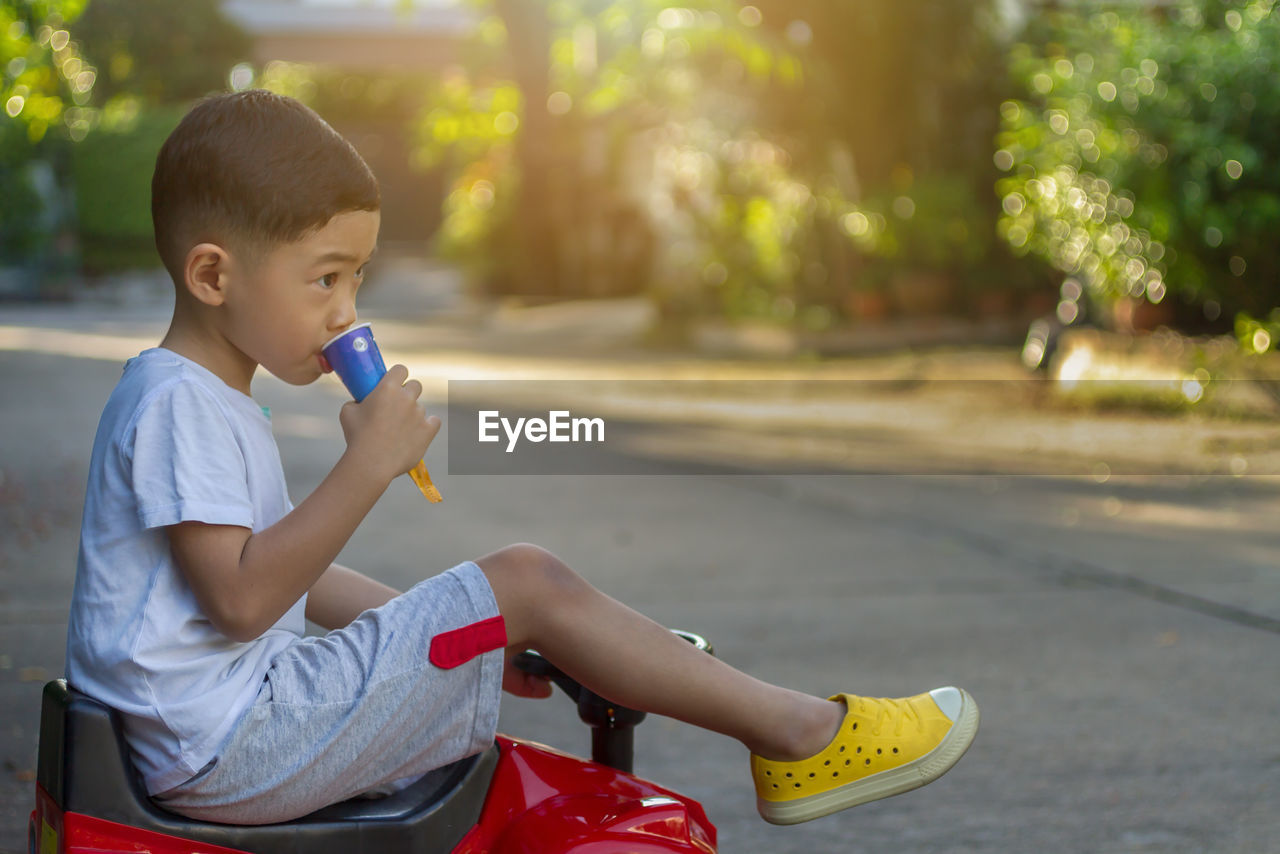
[429,616,508,669]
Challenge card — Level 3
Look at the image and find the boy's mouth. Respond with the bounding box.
[318,353,333,373]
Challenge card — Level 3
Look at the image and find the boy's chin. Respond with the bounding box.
[267,363,327,387]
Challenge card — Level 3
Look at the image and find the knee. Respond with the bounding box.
[482,542,588,602]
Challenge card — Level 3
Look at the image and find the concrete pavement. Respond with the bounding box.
[0,286,1278,852]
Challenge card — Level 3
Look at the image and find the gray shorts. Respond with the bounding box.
[153,560,505,825]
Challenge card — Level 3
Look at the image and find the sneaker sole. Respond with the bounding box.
[757,688,980,826]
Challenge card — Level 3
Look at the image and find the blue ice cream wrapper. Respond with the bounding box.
[322,322,386,403]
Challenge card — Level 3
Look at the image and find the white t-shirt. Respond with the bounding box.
[66,347,307,796]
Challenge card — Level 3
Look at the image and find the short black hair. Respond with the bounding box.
[151,89,380,283]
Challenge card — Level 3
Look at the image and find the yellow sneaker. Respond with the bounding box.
[750,687,978,825]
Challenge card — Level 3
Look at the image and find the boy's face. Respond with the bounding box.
[222,209,380,387]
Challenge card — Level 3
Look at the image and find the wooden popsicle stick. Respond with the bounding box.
[409,460,443,503]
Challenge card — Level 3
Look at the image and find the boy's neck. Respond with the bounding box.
[160,318,257,398]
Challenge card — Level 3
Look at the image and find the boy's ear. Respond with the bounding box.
[182,243,233,307]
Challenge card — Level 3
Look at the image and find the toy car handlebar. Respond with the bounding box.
[512,630,713,773]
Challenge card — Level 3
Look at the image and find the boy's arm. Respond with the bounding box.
[167,365,438,643]
[305,563,401,630]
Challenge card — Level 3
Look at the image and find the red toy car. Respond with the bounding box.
[29,636,718,854]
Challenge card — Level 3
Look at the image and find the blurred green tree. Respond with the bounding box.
[753,1,1015,318]
[1,0,96,276]
[411,0,1014,326]
[415,0,808,312]
[997,0,1280,348]
[74,0,250,105]
[65,0,250,272]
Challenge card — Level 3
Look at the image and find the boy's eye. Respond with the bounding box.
[318,273,338,288]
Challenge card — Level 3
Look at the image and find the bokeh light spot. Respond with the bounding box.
[494,111,519,135]
[841,211,869,237]
[546,91,572,115]
[229,63,254,92]
[786,19,812,46]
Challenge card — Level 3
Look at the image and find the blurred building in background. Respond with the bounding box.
[221,0,468,71]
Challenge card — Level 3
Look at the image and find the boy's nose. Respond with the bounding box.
[330,300,357,331]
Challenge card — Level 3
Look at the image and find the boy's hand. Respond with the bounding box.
[502,651,554,699]
[338,364,440,485]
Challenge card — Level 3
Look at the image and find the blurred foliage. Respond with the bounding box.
[754,2,1017,306]
[255,60,432,127]
[410,0,1018,325]
[997,0,1280,351]
[1,0,248,277]
[0,0,95,143]
[75,0,250,106]
[1,0,96,271]
[70,104,183,272]
[413,0,810,316]
[64,0,248,273]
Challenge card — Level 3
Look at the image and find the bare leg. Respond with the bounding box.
[476,543,843,761]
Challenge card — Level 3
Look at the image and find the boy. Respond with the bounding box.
[65,89,978,827]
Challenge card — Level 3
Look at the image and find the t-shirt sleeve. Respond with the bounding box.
[127,380,255,531]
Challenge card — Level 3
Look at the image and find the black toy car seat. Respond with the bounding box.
[36,680,498,854]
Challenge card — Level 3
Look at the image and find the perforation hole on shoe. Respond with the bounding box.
[808,772,816,778]
[823,760,831,766]
[876,748,882,754]
[772,783,779,790]
[856,746,862,754]
[865,758,872,766]
[852,722,858,731]
[844,759,851,766]
[893,747,899,754]
[765,770,772,777]
[832,772,839,778]
[793,782,802,789]
[785,772,793,778]
[838,745,846,753]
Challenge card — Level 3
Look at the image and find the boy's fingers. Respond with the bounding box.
[403,379,423,400]
[384,364,409,386]
[513,672,553,699]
